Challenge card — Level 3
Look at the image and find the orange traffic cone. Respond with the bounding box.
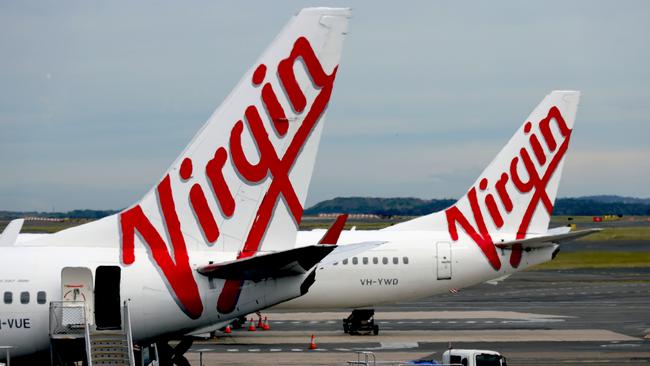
[247,317,256,331]
[224,325,232,334]
[308,334,317,350]
[257,315,264,328]
[262,316,270,331]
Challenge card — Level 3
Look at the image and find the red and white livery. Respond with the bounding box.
[281,91,598,313]
[0,7,351,362]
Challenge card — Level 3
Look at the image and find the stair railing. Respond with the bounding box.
[123,301,136,366]
[0,346,14,366]
[84,321,93,366]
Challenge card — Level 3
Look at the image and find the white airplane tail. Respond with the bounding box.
[33,8,351,318]
[41,7,350,250]
[386,91,580,267]
[119,7,351,258]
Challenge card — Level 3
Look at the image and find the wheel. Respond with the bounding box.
[231,315,247,329]
[373,325,379,335]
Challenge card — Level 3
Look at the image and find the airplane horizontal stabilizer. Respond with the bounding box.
[197,245,337,280]
[494,228,601,249]
[0,219,24,247]
[485,274,512,285]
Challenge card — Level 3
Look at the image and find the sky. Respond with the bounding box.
[1,1,649,211]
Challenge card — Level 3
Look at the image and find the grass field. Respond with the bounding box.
[0,219,91,233]
[533,251,650,270]
[300,218,402,231]
[576,226,650,241]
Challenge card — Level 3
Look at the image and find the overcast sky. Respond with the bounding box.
[1,1,649,211]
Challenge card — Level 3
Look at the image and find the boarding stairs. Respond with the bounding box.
[49,301,135,366]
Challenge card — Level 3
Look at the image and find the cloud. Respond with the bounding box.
[1,1,649,211]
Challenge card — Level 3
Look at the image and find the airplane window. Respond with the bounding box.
[20,291,30,304]
[393,257,398,264]
[403,257,409,264]
[352,257,358,265]
[373,257,378,264]
[37,291,47,304]
[363,257,368,265]
[3,292,12,304]
[342,259,348,265]
[382,257,388,265]
[333,262,338,266]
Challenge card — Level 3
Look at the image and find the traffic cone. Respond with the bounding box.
[308,334,317,350]
[262,316,270,331]
[257,315,264,328]
[247,317,256,331]
[224,325,232,334]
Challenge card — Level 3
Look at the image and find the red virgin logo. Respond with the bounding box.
[119,37,338,319]
[445,106,572,270]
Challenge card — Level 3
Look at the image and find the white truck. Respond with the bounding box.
[349,349,507,366]
[441,348,507,366]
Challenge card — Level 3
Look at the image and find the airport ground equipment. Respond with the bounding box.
[49,301,136,366]
[342,309,379,335]
[347,351,376,365]
[442,349,507,366]
[0,346,13,366]
[347,349,506,366]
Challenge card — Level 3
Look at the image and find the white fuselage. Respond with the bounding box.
[1,228,558,358]
[277,229,557,309]
[0,245,307,358]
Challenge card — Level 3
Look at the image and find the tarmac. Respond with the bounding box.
[186,267,650,365]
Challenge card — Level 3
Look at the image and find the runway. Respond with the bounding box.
[186,268,650,365]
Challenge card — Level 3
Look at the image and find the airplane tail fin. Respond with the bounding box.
[117,7,351,257]
[386,91,580,238]
[119,7,351,318]
[36,8,351,319]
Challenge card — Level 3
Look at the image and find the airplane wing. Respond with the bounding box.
[494,228,601,249]
[0,219,24,247]
[197,245,336,280]
[197,241,385,281]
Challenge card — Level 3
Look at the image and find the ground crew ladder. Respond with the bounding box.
[86,302,135,366]
[50,301,135,366]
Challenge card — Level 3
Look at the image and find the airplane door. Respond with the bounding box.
[61,267,94,325]
[436,242,452,280]
[94,266,122,330]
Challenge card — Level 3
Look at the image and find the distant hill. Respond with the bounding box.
[2,195,649,220]
[304,197,456,217]
[552,198,650,216]
[0,209,119,220]
[305,195,650,216]
[578,195,650,205]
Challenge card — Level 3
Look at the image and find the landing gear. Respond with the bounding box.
[156,337,193,366]
[228,315,248,330]
[343,309,379,335]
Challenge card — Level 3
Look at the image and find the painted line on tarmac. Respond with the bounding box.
[264,319,566,327]
[211,329,638,344]
[264,310,570,321]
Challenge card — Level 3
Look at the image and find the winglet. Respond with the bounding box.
[0,219,25,247]
[318,214,349,244]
